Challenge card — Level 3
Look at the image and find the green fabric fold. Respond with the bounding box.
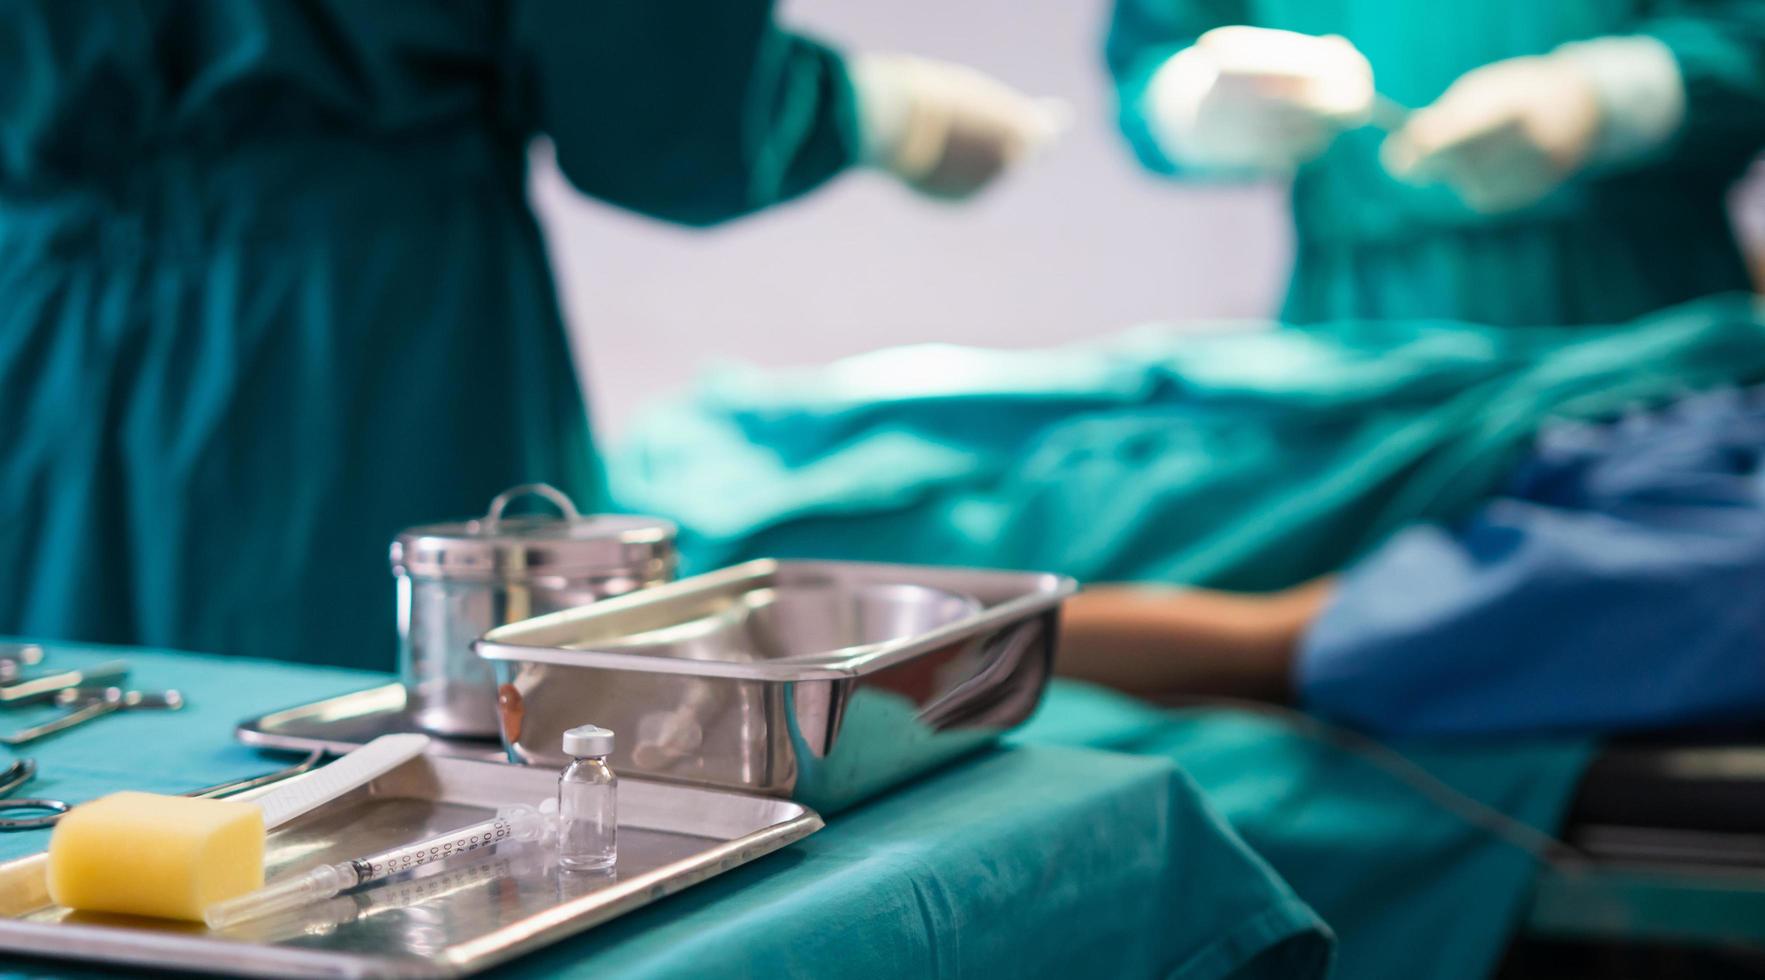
[616,294,1765,592]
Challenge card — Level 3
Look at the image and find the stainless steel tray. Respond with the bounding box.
[478,559,1075,813]
[0,754,820,978]
[237,683,505,762]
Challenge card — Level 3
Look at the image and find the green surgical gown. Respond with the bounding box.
[0,1,860,668]
[1108,0,1765,325]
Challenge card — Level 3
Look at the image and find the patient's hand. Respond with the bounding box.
[1055,578,1335,703]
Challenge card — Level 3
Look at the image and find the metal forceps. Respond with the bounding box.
[0,687,185,746]
[0,644,44,683]
[0,748,328,832]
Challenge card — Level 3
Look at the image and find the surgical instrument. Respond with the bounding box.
[0,688,184,746]
[0,660,130,706]
[0,760,65,828]
[0,748,325,833]
[0,645,44,684]
[185,748,327,800]
[0,759,35,797]
[0,733,425,833]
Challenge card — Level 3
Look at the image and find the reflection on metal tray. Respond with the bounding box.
[582,580,983,663]
[0,754,820,978]
[478,559,1076,813]
[237,683,505,761]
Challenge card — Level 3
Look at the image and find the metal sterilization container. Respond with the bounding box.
[390,483,676,739]
[477,559,1075,812]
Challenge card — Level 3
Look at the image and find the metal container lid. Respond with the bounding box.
[390,483,676,582]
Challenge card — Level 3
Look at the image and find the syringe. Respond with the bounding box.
[204,803,548,931]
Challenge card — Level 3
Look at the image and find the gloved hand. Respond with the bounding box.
[852,54,1063,200]
[1384,37,1685,213]
[1143,26,1374,173]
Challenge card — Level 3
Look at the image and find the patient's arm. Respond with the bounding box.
[1055,579,1336,703]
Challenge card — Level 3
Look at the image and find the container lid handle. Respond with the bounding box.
[483,483,582,528]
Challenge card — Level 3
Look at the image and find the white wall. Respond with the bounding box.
[528,0,1291,434]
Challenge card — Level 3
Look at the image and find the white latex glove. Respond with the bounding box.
[1383,36,1685,213]
[852,54,1064,200]
[1144,26,1374,173]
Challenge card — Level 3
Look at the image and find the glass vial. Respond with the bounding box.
[558,724,618,871]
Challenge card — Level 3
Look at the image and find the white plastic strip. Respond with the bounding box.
[256,733,430,829]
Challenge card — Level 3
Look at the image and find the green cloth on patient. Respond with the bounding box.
[615,293,1765,590]
[1016,682,1593,980]
[607,301,1691,979]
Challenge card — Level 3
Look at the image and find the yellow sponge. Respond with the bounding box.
[48,792,265,922]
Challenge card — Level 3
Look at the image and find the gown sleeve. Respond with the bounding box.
[1628,1,1765,176]
[1104,0,1247,176]
[1297,391,1765,737]
[508,0,861,227]
[0,2,159,183]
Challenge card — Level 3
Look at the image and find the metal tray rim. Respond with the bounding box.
[475,558,1076,681]
[233,684,507,761]
[0,825,821,979]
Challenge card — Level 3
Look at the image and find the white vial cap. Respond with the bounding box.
[562,724,615,757]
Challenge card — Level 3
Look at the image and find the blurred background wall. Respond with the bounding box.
[529,0,1765,435]
[529,0,1290,434]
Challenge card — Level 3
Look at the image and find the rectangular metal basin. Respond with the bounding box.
[477,559,1074,812]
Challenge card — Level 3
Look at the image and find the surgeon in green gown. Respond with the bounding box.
[1107,1,1765,326]
[0,1,1055,668]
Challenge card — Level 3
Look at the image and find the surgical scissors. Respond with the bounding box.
[0,748,328,832]
[0,759,64,828]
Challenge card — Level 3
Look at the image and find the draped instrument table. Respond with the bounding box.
[0,644,1329,980]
